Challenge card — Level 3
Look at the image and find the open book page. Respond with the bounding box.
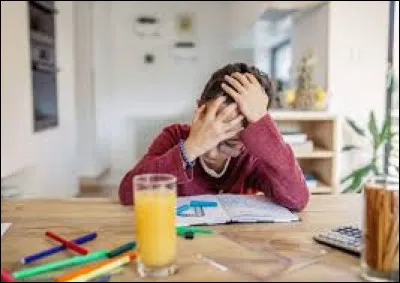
[217,194,299,223]
[176,195,230,226]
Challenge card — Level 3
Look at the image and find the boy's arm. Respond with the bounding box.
[241,114,309,211]
[119,125,192,205]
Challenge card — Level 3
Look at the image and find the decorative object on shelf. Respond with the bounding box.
[29,1,59,132]
[293,49,316,110]
[279,49,328,111]
[172,41,197,61]
[341,111,399,193]
[135,16,160,37]
[144,53,155,64]
[175,12,195,36]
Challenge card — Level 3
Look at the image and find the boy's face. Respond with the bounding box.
[200,100,245,166]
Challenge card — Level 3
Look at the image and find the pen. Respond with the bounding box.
[22,232,97,264]
[46,231,89,255]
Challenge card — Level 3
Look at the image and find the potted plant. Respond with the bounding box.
[341,68,399,193]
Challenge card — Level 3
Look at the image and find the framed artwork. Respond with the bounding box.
[175,13,196,36]
[135,16,160,37]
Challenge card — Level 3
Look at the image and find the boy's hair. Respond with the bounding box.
[199,63,275,109]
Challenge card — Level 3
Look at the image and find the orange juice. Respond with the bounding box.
[135,189,177,267]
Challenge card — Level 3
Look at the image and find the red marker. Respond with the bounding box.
[1,269,16,282]
[45,231,89,255]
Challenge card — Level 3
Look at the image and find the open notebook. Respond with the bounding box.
[177,194,299,227]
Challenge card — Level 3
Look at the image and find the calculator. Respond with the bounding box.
[313,226,362,256]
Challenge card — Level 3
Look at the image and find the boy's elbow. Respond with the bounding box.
[118,173,134,206]
[290,184,310,212]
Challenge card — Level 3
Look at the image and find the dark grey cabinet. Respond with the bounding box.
[29,1,58,132]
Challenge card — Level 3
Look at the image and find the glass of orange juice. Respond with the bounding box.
[134,174,177,278]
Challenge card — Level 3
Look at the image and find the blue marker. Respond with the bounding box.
[90,274,111,282]
[190,201,218,208]
[21,232,97,264]
[176,204,191,215]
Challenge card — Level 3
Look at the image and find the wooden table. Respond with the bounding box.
[1,195,364,282]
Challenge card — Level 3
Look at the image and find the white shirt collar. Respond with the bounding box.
[199,157,231,178]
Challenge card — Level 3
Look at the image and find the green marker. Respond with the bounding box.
[13,250,109,280]
[176,226,215,236]
[107,241,136,258]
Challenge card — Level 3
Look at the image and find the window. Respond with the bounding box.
[386,1,399,178]
[270,40,291,89]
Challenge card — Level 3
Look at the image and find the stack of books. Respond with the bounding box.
[282,132,314,154]
[305,173,318,189]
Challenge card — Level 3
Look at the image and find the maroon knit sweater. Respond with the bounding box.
[119,114,309,211]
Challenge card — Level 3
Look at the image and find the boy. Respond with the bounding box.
[119,63,309,211]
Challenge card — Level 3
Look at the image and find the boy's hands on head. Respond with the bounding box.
[221,72,269,124]
[184,96,244,161]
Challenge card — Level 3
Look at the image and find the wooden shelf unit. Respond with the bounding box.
[270,110,338,194]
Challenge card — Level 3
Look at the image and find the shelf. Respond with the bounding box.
[294,147,334,159]
[309,182,333,194]
[269,110,336,121]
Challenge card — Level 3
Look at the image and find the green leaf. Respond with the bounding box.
[342,145,360,152]
[346,118,365,137]
[343,175,364,193]
[380,118,391,143]
[368,111,380,148]
[340,164,373,184]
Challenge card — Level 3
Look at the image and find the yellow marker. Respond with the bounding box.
[67,253,135,282]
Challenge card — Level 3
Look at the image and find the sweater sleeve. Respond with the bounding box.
[241,114,309,211]
[119,125,192,205]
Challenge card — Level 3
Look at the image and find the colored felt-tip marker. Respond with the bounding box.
[176,204,190,215]
[22,232,97,264]
[176,226,215,236]
[107,241,136,258]
[89,274,111,282]
[46,231,89,255]
[13,250,109,280]
[190,201,218,207]
[67,252,136,282]
[1,269,16,282]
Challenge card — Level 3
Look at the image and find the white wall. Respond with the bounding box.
[105,1,234,183]
[292,3,329,89]
[327,1,389,181]
[93,1,112,174]
[1,1,78,197]
[1,1,33,178]
[230,48,254,66]
[75,1,111,178]
[230,1,269,42]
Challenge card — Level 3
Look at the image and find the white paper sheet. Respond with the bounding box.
[176,195,229,226]
[176,194,299,227]
[218,194,300,223]
[1,223,11,237]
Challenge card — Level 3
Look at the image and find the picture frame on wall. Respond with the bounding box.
[172,41,198,61]
[175,12,196,37]
[135,16,160,37]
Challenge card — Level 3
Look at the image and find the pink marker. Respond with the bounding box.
[1,269,16,282]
